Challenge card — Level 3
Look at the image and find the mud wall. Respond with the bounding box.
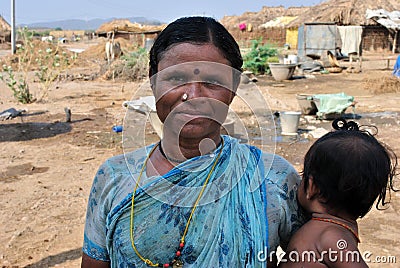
[362,26,399,53]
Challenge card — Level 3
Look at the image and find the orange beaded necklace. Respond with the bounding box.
[130,139,224,267]
[312,216,360,243]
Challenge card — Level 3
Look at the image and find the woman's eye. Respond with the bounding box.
[168,75,186,83]
[204,79,227,89]
[205,79,219,84]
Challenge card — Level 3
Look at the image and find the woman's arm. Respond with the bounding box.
[82,161,115,266]
[81,253,110,268]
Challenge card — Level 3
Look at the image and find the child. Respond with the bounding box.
[279,118,397,268]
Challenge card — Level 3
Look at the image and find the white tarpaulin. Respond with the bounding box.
[366,9,400,53]
[366,9,400,30]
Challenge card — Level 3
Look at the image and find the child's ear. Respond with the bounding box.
[306,176,320,200]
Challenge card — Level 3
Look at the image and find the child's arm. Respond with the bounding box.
[278,253,326,268]
[278,226,324,268]
[319,228,368,268]
[278,226,369,268]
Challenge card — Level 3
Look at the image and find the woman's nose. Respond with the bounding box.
[185,82,203,100]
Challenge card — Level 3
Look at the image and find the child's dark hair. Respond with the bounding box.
[302,118,398,218]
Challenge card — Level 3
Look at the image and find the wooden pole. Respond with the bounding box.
[11,0,16,54]
[393,30,398,54]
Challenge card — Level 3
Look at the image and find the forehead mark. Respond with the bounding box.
[193,68,200,75]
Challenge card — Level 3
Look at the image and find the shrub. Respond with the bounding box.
[4,27,77,102]
[243,39,278,75]
[102,47,149,81]
[0,64,33,104]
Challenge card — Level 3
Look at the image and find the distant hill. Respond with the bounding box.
[19,17,163,31]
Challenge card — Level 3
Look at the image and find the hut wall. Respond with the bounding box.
[114,32,130,40]
[362,26,399,53]
[228,28,287,48]
[0,31,11,43]
[286,28,298,49]
[128,32,159,47]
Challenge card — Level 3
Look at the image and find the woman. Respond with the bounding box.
[82,16,303,268]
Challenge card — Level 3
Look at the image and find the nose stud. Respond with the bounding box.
[182,93,188,101]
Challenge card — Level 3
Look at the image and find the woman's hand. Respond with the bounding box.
[81,253,110,268]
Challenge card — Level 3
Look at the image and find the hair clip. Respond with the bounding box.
[332,118,378,136]
[332,118,359,131]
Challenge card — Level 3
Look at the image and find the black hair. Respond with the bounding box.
[149,16,243,87]
[302,118,398,218]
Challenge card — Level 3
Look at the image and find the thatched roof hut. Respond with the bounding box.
[0,15,11,32]
[96,19,165,34]
[0,15,11,43]
[221,6,310,30]
[95,19,165,48]
[287,0,400,28]
[220,6,310,47]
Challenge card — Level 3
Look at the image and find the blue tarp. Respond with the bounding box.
[297,24,340,58]
[393,55,400,78]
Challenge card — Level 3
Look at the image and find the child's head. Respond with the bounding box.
[301,118,397,218]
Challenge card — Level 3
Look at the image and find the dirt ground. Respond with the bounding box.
[0,46,400,267]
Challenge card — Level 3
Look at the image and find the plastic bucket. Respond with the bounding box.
[296,94,317,115]
[287,54,298,64]
[280,111,301,135]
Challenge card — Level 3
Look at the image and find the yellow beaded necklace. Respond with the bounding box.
[130,139,224,267]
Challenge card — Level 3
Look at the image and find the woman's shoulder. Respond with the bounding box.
[260,151,298,177]
[100,144,157,173]
[93,144,157,187]
[259,151,300,195]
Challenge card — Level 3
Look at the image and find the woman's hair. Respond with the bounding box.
[302,118,398,218]
[149,16,243,83]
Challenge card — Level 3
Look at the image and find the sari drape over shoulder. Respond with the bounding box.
[83,136,302,267]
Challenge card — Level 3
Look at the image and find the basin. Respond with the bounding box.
[269,63,297,81]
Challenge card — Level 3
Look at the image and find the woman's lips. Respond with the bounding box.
[170,110,217,124]
[174,108,212,117]
[176,112,210,121]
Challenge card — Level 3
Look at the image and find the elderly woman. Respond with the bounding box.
[82,16,303,268]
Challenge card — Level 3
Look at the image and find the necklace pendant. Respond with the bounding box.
[173,260,183,267]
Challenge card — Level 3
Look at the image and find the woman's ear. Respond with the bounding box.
[306,176,320,200]
[150,74,157,94]
[228,91,236,104]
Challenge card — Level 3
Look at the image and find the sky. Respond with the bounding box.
[1,0,325,24]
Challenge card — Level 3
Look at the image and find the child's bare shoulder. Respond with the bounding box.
[319,225,358,250]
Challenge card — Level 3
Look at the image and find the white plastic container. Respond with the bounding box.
[287,54,298,64]
[280,111,301,135]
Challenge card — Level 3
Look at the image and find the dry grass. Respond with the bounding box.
[0,40,75,71]
[220,6,309,30]
[364,73,400,94]
[78,37,139,62]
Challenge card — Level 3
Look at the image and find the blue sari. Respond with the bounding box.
[83,135,301,267]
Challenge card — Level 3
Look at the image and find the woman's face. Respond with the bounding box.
[153,43,236,139]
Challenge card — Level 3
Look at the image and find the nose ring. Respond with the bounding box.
[182,93,188,101]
